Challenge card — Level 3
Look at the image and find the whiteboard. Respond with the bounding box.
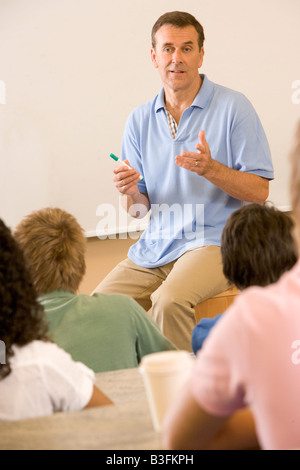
[0,0,299,237]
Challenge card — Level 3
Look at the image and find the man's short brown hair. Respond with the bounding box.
[14,207,86,295]
[151,11,205,51]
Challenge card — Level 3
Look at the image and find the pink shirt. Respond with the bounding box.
[191,260,300,450]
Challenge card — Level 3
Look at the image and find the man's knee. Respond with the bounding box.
[151,285,192,323]
[151,286,174,312]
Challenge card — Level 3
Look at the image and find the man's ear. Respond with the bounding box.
[151,48,158,68]
[198,47,204,68]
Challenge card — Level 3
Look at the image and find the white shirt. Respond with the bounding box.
[0,340,95,421]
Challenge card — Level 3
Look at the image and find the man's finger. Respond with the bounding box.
[198,130,206,147]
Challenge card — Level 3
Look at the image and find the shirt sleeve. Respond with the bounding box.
[230,95,274,180]
[191,300,249,417]
[40,342,95,413]
[191,314,223,353]
[121,110,147,194]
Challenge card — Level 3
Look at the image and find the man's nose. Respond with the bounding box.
[172,49,183,63]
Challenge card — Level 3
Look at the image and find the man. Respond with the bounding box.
[14,207,176,374]
[94,11,274,351]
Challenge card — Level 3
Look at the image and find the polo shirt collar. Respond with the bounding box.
[39,289,75,305]
[155,74,214,113]
[155,88,166,112]
[193,74,214,109]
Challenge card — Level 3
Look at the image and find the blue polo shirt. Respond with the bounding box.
[121,75,274,268]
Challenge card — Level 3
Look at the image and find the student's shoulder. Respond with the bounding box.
[12,340,70,365]
[89,292,144,314]
[223,282,287,333]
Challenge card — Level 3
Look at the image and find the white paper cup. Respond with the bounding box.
[139,350,194,432]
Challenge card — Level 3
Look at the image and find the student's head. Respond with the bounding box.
[151,11,205,51]
[14,208,86,296]
[290,121,300,249]
[221,203,297,291]
[0,219,48,378]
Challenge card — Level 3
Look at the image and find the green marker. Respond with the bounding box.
[109,153,144,181]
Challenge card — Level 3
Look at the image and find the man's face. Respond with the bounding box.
[151,24,204,93]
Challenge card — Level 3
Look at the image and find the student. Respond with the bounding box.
[14,207,176,374]
[93,11,274,351]
[0,219,112,422]
[162,121,300,450]
[191,202,297,353]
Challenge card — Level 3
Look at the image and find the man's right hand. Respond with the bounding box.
[113,159,141,196]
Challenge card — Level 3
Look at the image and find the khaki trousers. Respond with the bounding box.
[93,245,228,351]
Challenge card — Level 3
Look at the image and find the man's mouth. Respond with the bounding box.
[169,70,185,74]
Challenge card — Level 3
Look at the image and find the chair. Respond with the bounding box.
[194,286,239,323]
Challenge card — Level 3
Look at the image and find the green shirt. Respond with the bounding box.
[39,290,176,373]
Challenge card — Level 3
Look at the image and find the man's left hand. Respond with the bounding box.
[175,130,214,176]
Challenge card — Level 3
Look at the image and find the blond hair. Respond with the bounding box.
[14,208,86,295]
[290,121,300,249]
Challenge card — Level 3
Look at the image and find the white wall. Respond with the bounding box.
[0,0,299,236]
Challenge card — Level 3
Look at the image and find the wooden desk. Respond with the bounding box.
[0,368,162,450]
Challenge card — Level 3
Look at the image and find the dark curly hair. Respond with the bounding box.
[0,219,49,379]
